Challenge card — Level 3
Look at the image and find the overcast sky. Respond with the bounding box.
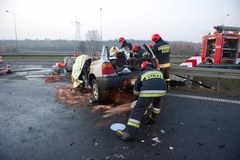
[0,0,239,42]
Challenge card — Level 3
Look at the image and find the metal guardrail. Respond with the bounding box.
[197,64,240,70]
[1,53,239,80]
[0,53,77,56]
[170,64,240,80]
[0,53,190,58]
[170,64,240,91]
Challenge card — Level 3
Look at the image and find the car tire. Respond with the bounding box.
[91,79,107,102]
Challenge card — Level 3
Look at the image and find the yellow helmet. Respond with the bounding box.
[110,46,119,56]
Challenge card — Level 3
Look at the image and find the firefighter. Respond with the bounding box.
[117,61,167,141]
[118,37,133,51]
[132,44,146,58]
[151,33,171,89]
[118,37,133,63]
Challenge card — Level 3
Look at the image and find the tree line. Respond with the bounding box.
[0,30,201,55]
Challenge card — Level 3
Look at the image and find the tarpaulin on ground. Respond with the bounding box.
[71,55,91,88]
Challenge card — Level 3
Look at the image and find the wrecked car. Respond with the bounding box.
[72,44,158,102]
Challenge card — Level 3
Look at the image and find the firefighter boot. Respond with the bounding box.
[116,130,131,141]
[147,113,158,125]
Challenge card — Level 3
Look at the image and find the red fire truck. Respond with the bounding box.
[201,26,240,64]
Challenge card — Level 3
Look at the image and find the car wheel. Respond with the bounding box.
[91,79,106,102]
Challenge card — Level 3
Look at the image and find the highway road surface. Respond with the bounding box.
[0,60,239,160]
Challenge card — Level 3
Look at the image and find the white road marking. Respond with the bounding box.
[167,93,240,105]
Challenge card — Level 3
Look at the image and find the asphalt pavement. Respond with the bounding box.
[0,61,240,160]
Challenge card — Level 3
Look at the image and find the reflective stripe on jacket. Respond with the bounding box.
[134,66,167,98]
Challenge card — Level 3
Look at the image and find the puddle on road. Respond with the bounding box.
[56,85,135,120]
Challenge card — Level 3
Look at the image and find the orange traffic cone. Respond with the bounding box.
[6,63,12,74]
[0,56,3,64]
[0,66,3,75]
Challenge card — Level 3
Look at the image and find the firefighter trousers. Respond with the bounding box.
[160,66,170,90]
[126,97,163,136]
[160,66,170,82]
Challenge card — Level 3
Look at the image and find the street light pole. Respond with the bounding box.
[221,13,230,26]
[6,10,18,49]
[100,8,102,41]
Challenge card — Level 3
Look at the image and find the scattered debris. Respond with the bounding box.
[56,85,91,107]
[110,123,126,131]
[169,146,174,150]
[160,129,166,134]
[152,143,158,147]
[152,137,161,143]
[92,138,97,145]
[114,154,124,159]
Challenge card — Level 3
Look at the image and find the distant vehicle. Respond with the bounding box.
[201,25,240,64]
[78,44,158,102]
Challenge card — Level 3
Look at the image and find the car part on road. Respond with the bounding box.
[175,74,211,89]
[110,123,126,131]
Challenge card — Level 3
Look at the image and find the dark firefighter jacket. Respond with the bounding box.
[120,41,133,51]
[152,38,170,67]
[135,46,146,58]
[133,65,167,98]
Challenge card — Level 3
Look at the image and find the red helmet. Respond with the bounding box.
[151,34,161,43]
[140,61,151,71]
[132,44,139,52]
[118,37,125,43]
[148,43,153,49]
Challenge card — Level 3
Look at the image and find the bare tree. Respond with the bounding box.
[86,30,101,53]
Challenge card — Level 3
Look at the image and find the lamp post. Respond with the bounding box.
[6,10,18,49]
[100,8,102,41]
[221,14,230,26]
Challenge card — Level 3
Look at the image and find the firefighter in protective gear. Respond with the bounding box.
[118,37,133,51]
[151,33,171,89]
[132,44,146,58]
[117,61,167,141]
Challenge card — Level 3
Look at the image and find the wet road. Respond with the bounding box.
[0,60,240,160]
